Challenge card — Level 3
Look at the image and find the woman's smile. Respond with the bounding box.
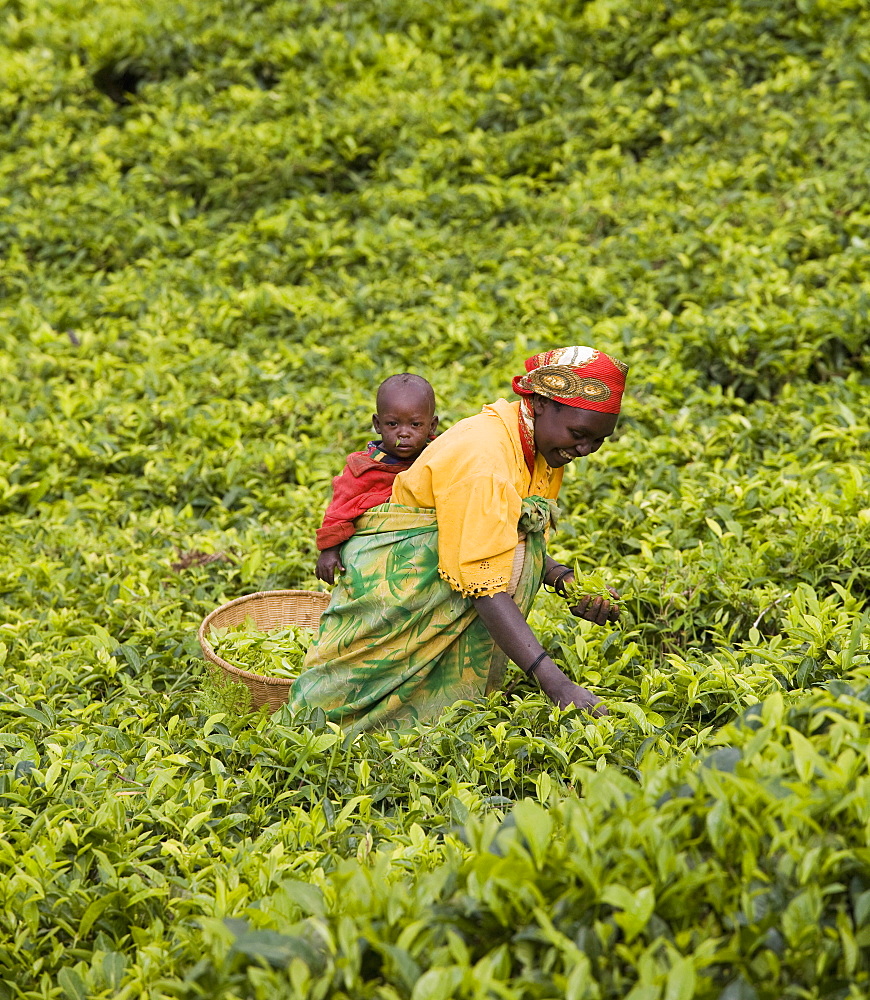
[533,398,618,468]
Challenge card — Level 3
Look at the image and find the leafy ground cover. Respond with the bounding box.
[2,0,870,996]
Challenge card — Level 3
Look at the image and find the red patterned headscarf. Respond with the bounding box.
[512,346,629,472]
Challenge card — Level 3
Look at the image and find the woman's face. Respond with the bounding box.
[532,396,618,468]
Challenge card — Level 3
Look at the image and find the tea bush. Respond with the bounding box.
[2,0,870,996]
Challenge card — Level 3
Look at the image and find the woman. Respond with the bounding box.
[288,346,626,732]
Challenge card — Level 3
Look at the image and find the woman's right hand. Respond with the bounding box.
[568,593,620,625]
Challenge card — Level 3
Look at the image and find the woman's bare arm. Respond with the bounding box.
[472,592,606,716]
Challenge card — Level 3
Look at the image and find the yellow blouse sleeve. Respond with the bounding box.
[391,401,543,599]
[434,474,523,598]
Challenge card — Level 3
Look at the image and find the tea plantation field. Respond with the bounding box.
[2,0,870,996]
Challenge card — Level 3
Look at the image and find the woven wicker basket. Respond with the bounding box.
[198,589,330,713]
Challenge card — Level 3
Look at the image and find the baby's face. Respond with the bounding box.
[372,394,437,460]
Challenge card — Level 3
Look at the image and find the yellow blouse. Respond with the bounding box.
[391,398,563,597]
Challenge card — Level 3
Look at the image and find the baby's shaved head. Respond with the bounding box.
[376,373,436,414]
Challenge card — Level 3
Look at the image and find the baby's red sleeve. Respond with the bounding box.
[315,461,399,550]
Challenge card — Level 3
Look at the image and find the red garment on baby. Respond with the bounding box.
[315,442,414,550]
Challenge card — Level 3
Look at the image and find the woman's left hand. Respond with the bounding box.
[534,658,608,717]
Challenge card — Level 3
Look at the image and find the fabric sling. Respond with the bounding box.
[286,496,558,733]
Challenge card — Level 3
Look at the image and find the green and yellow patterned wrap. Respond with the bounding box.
[283,496,556,733]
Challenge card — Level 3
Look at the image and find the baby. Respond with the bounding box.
[315,374,438,584]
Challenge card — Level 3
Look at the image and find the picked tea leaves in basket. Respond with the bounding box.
[209,618,313,679]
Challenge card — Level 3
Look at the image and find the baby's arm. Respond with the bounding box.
[315,545,345,585]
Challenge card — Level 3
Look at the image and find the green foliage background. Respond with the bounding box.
[2,0,870,996]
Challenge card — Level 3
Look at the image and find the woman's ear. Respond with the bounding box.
[532,394,548,417]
